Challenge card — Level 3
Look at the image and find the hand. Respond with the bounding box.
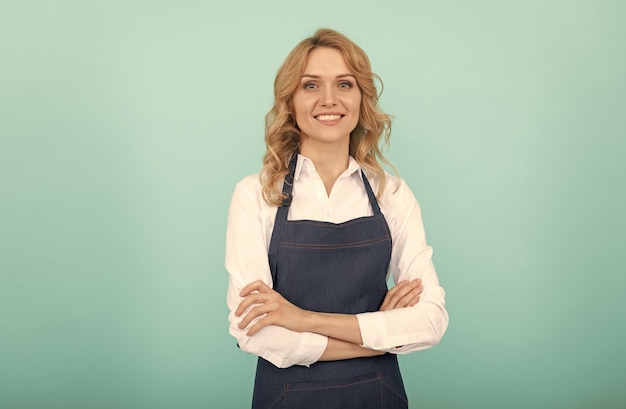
[235,280,308,336]
[379,279,423,311]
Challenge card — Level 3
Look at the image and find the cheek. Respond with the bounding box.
[291,98,305,126]
[351,92,362,111]
[293,104,307,124]
[293,95,310,115]
[351,96,362,118]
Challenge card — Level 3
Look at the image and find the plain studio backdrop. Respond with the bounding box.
[1,1,625,408]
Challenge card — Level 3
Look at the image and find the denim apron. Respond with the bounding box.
[251,154,408,409]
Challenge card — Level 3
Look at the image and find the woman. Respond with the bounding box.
[226,28,448,409]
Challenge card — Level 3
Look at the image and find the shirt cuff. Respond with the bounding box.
[356,310,415,352]
[248,328,328,369]
[357,311,389,350]
[288,331,328,367]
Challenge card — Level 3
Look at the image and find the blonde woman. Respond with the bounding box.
[226,28,448,409]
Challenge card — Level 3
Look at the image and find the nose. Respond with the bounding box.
[320,86,337,107]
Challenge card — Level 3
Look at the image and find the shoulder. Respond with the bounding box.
[366,171,420,216]
[230,173,278,212]
[230,173,263,204]
[234,173,262,191]
[367,171,416,201]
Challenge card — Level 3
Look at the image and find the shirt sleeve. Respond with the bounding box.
[225,176,328,368]
[356,178,449,353]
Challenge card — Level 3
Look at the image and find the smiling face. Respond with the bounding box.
[292,47,362,154]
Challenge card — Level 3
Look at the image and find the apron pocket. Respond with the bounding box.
[280,371,407,409]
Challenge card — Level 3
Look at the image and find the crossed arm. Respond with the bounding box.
[226,176,448,367]
[235,278,424,361]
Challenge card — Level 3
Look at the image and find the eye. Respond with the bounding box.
[338,81,354,89]
[303,82,317,90]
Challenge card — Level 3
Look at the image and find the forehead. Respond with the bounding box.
[303,47,352,75]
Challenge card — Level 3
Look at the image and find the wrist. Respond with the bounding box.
[302,310,321,333]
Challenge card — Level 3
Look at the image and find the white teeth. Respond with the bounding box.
[316,114,342,121]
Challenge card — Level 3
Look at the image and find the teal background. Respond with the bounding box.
[1,0,625,408]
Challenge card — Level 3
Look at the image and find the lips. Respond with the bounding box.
[314,113,345,122]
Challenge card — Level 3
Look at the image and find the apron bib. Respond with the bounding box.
[252,154,408,409]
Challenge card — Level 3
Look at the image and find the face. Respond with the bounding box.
[292,47,362,152]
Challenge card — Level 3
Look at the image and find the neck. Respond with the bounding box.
[300,140,350,196]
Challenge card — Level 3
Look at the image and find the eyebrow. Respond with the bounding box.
[301,74,356,79]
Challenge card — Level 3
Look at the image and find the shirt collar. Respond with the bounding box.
[294,154,362,181]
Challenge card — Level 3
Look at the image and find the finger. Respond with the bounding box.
[380,281,409,311]
[399,281,423,303]
[238,303,274,330]
[397,282,424,308]
[240,280,272,297]
[246,315,275,336]
[235,293,269,316]
[383,280,421,310]
[380,284,404,311]
[239,280,271,297]
[413,283,424,303]
[383,280,422,310]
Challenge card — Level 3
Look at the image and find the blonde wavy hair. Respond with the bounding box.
[261,28,396,206]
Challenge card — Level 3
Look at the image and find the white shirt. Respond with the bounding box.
[225,155,449,369]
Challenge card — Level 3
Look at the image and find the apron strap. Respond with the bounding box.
[268,152,298,278]
[361,170,382,216]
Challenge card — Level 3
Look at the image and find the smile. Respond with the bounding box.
[315,114,344,122]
